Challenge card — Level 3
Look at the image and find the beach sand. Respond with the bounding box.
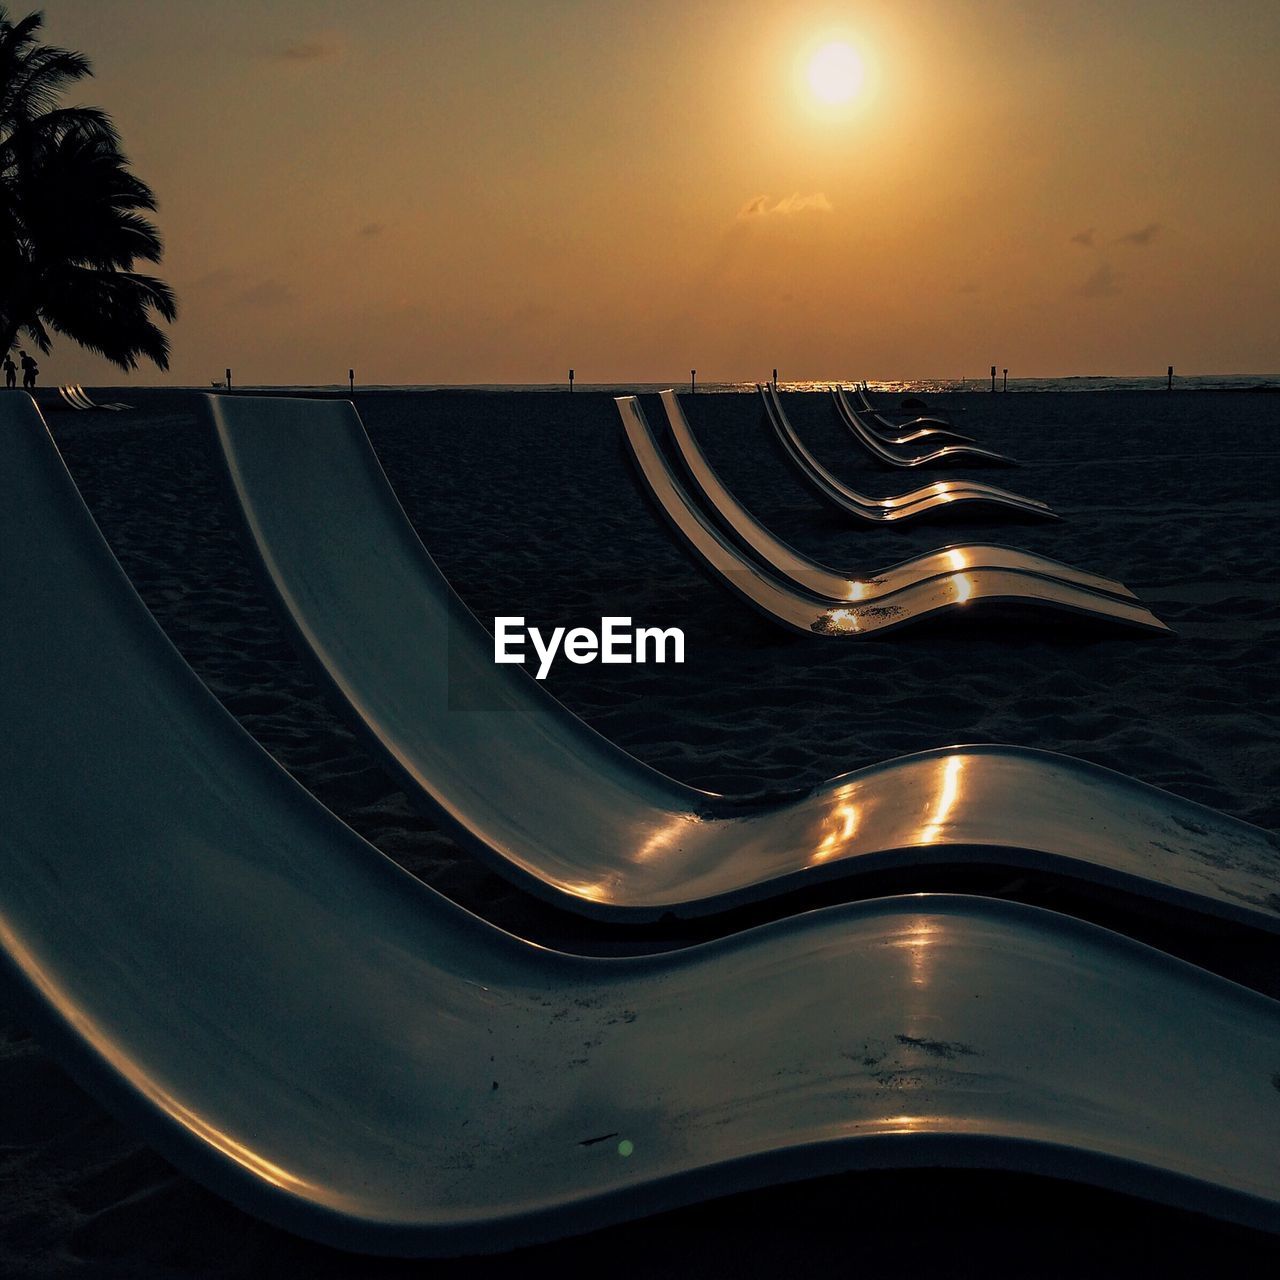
[3,388,1279,1275]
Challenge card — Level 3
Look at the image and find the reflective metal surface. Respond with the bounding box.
[620,396,1166,637]
[193,395,1280,936]
[835,386,1015,468]
[855,382,966,439]
[56,384,128,412]
[3,395,1280,1251]
[762,384,1054,522]
[662,390,1135,601]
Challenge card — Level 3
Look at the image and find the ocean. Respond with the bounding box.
[216,374,1280,395]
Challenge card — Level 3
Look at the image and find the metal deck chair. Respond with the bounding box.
[761,384,1050,522]
[58,384,130,411]
[838,382,970,446]
[75,384,131,410]
[201,393,1280,941]
[854,381,962,436]
[3,392,1280,1253]
[835,386,1015,468]
[659,390,1134,602]
[620,395,1164,636]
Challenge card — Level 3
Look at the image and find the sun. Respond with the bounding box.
[807,41,865,106]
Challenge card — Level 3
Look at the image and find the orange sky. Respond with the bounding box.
[29,0,1280,385]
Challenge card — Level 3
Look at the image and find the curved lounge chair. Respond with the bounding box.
[620,396,1164,636]
[661,390,1134,602]
[841,383,971,446]
[855,382,962,435]
[76,384,131,411]
[201,394,1280,941]
[4,397,1280,1253]
[835,386,1014,468]
[761,385,1054,523]
[57,384,130,412]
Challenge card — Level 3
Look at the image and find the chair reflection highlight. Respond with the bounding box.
[899,916,941,990]
[760,384,1052,522]
[834,386,1015,469]
[662,390,1135,602]
[623,395,1167,637]
[920,756,965,843]
[813,802,861,864]
[854,383,964,439]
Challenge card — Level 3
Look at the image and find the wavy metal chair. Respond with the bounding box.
[3,396,1280,1253]
[202,394,1280,941]
[854,381,962,436]
[77,384,131,411]
[837,382,970,446]
[660,390,1134,602]
[619,396,1166,637]
[835,386,1014,468]
[761,384,1053,523]
[57,384,130,411]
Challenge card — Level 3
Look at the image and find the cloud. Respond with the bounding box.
[233,279,296,308]
[1070,228,1095,247]
[738,192,833,219]
[1079,263,1121,298]
[1116,222,1162,247]
[358,222,384,238]
[268,34,345,63]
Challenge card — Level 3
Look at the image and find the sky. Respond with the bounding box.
[22,0,1280,385]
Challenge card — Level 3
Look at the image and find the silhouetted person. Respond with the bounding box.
[19,350,38,389]
[2,354,15,390]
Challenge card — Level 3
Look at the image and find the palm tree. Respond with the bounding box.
[1,5,176,371]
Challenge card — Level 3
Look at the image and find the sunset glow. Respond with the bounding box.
[21,0,1280,386]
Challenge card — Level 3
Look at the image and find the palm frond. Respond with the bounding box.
[39,265,176,370]
[0,6,175,371]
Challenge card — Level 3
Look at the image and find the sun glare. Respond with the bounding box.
[807,42,865,106]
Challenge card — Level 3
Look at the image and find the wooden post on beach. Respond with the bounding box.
[990,365,996,393]
[772,368,778,389]
[569,368,574,393]
[691,369,696,394]
[226,368,232,390]
[349,369,354,393]
[1003,368,1008,392]
[1167,365,1174,391]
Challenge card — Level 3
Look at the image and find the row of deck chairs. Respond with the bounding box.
[614,387,1169,635]
[763,383,1054,521]
[848,382,966,441]
[56,383,132,411]
[2,391,1277,1256]
[837,384,1014,468]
